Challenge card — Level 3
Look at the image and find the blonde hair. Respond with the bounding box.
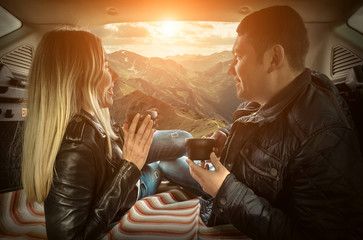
[22,28,117,203]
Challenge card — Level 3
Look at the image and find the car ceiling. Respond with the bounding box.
[0,0,362,83]
[0,0,361,27]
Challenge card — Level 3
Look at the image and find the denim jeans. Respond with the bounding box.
[159,157,211,199]
[138,130,208,199]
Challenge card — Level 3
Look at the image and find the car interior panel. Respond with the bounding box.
[0,0,362,239]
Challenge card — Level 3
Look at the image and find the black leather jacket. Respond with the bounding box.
[201,69,363,240]
[44,111,141,240]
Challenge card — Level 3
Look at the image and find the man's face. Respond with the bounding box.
[228,34,266,102]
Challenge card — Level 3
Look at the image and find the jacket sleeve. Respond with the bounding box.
[213,127,363,240]
[44,142,141,240]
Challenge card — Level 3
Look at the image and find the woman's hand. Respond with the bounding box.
[146,107,162,128]
[122,113,155,170]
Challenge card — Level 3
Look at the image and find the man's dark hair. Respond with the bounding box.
[237,6,309,71]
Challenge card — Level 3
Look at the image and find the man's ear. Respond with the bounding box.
[266,44,285,73]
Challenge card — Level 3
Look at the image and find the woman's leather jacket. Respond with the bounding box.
[44,111,141,240]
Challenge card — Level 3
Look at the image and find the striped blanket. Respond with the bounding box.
[0,183,250,240]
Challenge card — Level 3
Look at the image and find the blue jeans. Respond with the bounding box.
[138,130,208,199]
[159,157,211,199]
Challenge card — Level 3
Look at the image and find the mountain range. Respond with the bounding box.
[165,51,233,72]
[108,50,241,137]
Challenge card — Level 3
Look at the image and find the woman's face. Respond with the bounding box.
[98,56,118,108]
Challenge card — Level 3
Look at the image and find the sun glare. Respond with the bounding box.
[160,21,178,37]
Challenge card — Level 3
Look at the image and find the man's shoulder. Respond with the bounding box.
[288,72,353,138]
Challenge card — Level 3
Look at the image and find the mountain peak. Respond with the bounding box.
[109,49,148,61]
[110,89,227,138]
[165,50,230,59]
[165,50,232,72]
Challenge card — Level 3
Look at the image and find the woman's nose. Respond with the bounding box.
[228,61,236,75]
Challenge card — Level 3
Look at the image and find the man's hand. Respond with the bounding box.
[186,152,230,197]
[203,130,227,157]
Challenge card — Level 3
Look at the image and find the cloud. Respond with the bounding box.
[92,23,150,39]
[91,27,114,38]
[115,24,150,38]
[93,21,239,57]
[189,22,215,29]
[194,36,236,46]
[102,37,143,46]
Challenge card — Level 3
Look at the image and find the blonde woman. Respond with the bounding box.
[22,28,192,239]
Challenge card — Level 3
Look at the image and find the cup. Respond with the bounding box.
[185,138,216,160]
[126,110,158,131]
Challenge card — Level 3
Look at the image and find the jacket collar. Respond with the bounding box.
[78,109,106,138]
[235,68,311,126]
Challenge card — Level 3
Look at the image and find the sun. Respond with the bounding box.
[160,21,179,37]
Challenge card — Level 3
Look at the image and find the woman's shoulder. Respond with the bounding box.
[55,113,109,177]
[63,113,107,149]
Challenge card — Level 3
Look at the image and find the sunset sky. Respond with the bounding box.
[91,21,239,58]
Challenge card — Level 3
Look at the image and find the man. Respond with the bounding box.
[185,5,363,240]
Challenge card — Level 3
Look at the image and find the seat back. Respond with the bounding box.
[0,63,26,193]
[335,64,363,153]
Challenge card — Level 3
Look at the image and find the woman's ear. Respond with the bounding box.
[266,44,285,73]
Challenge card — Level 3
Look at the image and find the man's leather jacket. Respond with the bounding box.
[44,111,141,240]
[201,69,363,239]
